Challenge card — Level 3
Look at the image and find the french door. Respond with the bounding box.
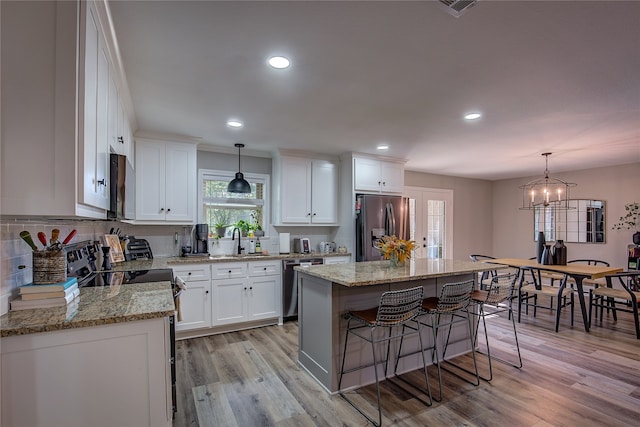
[404,187,453,259]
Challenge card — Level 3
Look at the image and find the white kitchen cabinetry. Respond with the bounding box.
[173,265,212,332]
[278,156,338,224]
[212,261,281,326]
[1,1,136,218]
[108,71,134,164]
[135,139,196,223]
[323,256,351,265]
[1,318,172,427]
[354,156,405,194]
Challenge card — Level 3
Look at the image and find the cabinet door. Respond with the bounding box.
[212,278,248,325]
[380,161,404,193]
[353,157,382,192]
[280,157,312,223]
[81,3,109,210]
[311,160,338,223]
[247,261,281,276]
[211,262,247,280]
[135,141,166,220]
[108,70,121,155]
[176,280,212,331]
[248,276,280,321]
[164,142,196,222]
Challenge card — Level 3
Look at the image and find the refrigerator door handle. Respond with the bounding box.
[384,203,391,236]
[389,203,397,236]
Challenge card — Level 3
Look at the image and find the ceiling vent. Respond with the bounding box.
[438,0,479,18]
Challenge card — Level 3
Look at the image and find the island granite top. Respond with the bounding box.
[1,281,174,337]
[294,258,504,287]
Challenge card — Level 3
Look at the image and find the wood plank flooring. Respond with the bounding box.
[173,306,640,427]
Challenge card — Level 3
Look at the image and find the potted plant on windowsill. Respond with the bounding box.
[213,210,231,238]
[235,220,252,237]
[612,201,640,244]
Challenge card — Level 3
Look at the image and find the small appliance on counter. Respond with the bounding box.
[183,224,209,257]
[293,238,311,254]
[279,232,290,254]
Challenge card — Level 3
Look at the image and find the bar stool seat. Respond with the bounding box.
[397,279,479,402]
[338,286,432,427]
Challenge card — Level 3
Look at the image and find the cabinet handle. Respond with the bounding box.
[382,182,386,186]
[188,272,192,275]
[118,136,124,144]
[313,213,317,216]
[97,179,106,186]
[263,267,267,270]
[160,208,164,212]
[228,270,232,273]
[307,212,311,216]
[205,290,209,294]
[244,287,247,291]
[167,208,171,212]
[249,286,253,290]
[378,181,381,185]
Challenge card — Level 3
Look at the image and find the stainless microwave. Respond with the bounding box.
[108,153,135,219]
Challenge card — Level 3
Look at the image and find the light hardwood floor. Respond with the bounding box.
[173,304,640,427]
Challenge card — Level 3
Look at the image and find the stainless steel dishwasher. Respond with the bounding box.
[283,258,324,321]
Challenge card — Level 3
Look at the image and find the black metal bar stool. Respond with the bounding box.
[338,286,432,427]
[415,279,479,402]
[469,272,523,381]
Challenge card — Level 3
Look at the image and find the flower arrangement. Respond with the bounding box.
[612,202,639,231]
[374,235,415,267]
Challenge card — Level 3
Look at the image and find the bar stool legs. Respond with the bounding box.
[471,273,523,381]
[338,286,432,427]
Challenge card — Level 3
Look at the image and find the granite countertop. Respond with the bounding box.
[0,281,174,337]
[294,258,505,287]
[117,252,351,268]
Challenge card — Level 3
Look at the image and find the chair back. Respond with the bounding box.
[605,271,640,295]
[375,286,424,327]
[469,254,498,283]
[568,259,610,267]
[434,280,474,313]
[484,273,518,305]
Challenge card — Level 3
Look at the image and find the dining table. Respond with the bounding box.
[485,258,623,332]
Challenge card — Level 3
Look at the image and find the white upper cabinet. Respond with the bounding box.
[135,139,196,223]
[353,156,404,194]
[0,1,136,218]
[277,155,338,225]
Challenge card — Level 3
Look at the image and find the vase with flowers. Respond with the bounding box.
[374,235,415,267]
[612,202,640,244]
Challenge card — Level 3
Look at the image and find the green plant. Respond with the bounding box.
[612,202,639,231]
[235,219,252,236]
[212,210,231,229]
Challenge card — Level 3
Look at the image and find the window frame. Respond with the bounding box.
[197,169,270,239]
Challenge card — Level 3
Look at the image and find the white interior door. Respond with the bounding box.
[404,187,454,259]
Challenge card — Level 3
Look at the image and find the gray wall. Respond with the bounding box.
[404,170,493,260]
[492,162,640,269]
[197,150,272,175]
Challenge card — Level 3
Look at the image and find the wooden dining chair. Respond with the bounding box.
[517,267,574,332]
[589,271,640,339]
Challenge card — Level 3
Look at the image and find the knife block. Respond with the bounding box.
[32,250,67,284]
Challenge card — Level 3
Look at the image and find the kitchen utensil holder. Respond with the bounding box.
[32,250,67,284]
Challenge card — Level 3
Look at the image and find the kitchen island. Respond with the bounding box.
[295,258,502,392]
[0,282,175,427]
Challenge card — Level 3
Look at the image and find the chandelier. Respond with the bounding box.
[519,153,577,210]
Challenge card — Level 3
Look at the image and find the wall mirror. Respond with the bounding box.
[534,199,606,243]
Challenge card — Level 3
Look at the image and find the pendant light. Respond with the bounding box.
[227,143,251,194]
[519,152,576,210]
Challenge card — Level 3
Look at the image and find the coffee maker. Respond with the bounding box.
[193,224,209,255]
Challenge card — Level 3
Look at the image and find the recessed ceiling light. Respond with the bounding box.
[226,120,243,128]
[464,112,482,120]
[377,144,389,150]
[268,56,290,69]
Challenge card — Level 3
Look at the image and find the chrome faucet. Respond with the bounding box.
[232,227,244,255]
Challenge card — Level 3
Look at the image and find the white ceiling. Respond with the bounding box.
[109,0,640,181]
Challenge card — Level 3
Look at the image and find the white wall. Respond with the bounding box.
[492,162,640,269]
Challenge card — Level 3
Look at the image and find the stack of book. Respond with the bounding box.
[10,277,80,311]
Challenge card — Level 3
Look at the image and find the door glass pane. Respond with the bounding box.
[426,200,445,259]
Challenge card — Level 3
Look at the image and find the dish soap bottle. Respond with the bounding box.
[255,238,262,254]
[249,239,255,254]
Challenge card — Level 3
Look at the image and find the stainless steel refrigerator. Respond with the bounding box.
[356,194,411,261]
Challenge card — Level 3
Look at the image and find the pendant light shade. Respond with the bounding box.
[228,143,251,194]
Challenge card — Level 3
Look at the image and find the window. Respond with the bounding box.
[198,170,270,238]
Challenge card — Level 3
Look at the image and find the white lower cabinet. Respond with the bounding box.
[211,260,281,326]
[173,265,212,332]
[1,318,172,427]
